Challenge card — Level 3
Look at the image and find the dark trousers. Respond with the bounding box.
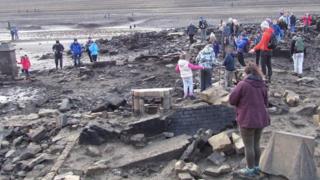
[200,68,212,91]
[240,128,263,169]
[237,52,246,67]
[255,50,261,66]
[22,69,29,78]
[87,51,93,62]
[54,54,63,69]
[92,55,98,62]
[260,51,272,80]
[189,35,195,44]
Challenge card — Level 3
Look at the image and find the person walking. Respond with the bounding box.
[52,40,65,69]
[302,13,312,33]
[10,27,15,41]
[89,40,99,62]
[249,21,274,82]
[235,33,250,67]
[18,55,31,80]
[70,39,82,67]
[196,43,217,91]
[176,53,204,99]
[85,37,93,62]
[229,63,270,178]
[291,34,306,77]
[186,23,198,44]
[199,17,208,42]
[223,46,236,90]
[289,12,297,33]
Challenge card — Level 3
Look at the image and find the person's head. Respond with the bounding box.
[74,38,78,42]
[265,18,272,25]
[228,17,233,23]
[56,40,60,44]
[260,21,270,31]
[244,62,264,79]
[306,13,309,16]
[225,45,233,54]
[200,17,204,21]
[209,32,216,43]
[179,52,187,60]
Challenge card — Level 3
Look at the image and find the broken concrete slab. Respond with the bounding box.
[59,98,71,112]
[177,172,194,180]
[199,84,229,105]
[27,126,47,142]
[182,162,202,178]
[38,109,59,117]
[260,131,317,180]
[208,131,232,152]
[290,103,318,117]
[79,123,120,145]
[207,151,226,166]
[232,133,245,154]
[110,134,190,168]
[130,134,147,147]
[174,160,186,173]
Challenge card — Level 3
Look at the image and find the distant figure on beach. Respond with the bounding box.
[85,37,93,62]
[18,55,31,80]
[186,23,197,44]
[52,40,65,69]
[89,40,99,62]
[10,26,19,41]
[70,39,82,67]
[199,17,208,42]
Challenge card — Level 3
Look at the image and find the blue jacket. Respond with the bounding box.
[89,42,99,56]
[272,24,281,36]
[213,42,220,54]
[223,53,236,71]
[235,37,249,53]
[70,42,82,55]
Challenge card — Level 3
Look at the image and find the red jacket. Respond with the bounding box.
[19,57,31,70]
[253,28,273,52]
[302,15,312,26]
[229,75,270,129]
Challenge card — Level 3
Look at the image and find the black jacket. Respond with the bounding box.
[52,43,64,55]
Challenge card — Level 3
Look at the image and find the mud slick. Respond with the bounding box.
[1,22,320,180]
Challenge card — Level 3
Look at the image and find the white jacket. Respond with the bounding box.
[178,59,192,78]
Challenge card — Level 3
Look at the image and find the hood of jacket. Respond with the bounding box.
[244,75,265,88]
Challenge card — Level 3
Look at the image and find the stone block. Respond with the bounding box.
[38,109,59,117]
[130,134,146,147]
[28,126,47,142]
[182,162,202,177]
[199,85,229,105]
[284,90,300,107]
[290,103,318,117]
[59,98,71,112]
[313,115,320,126]
[207,151,226,166]
[208,132,232,152]
[231,133,244,154]
[174,160,186,173]
[260,131,317,180]
[204,164,232,177]
[86,146,101,157]
[177,172,194,180]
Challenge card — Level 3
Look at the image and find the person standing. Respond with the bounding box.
[18,55,31,80]
[175,53,204,99]
[52,40,65,69]
[302,13,312,33]
[196,43,217,91]
[249,21,274,82]
[229,63,270,178]
[10,27,15,41]
[235,33,249,67]
[271,20,282,42]
[289,12,297,33]
[223,46,236,89]
[186,23,198,44]
[70,39,82,67]
[199,17,208,42]
[85,37,93,62]
[291,34,306,77]
[89,40,99,62]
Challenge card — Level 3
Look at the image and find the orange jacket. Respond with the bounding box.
[253,28,274,51]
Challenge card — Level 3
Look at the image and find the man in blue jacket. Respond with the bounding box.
[70,39,82,67]
[235,33,249,67]
[272,20,282,42]
[89,40,99,62]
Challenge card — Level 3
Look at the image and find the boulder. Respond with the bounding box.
[86,146,101,157]
[204,164,232,177]
[182,162,202,178]
[91,96,126,113]
[231,133,244,154]
[79,124,120,145]
[38,109,59,117]
[208,132,232,152]
[199,85,229,105]
[177,172,194,180]
[24,113,40,120]
[5,149,16,158]
[284,90,300,107]
[207,152,226,166]
[27,153,50,169]
[130,134,146,147]
[28,126,47,142]
[174,160,186,173]
[290,103,318,117]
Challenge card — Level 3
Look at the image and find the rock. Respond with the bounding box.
[86,146,101,157]
[24,113,40,120]
[208,132,232,152]
[91,96,126,113]
[5,149,16,158]
[85,164,109,176]
[290,103,318,117]
[163,132,175,139]
[28,126,47,142]
[2,163,14,172]
[79,67,94,77]
[79,124,120,145]
[296,77,316,84]
[130,134,146,147]
[174,160,186,173]
[177,172,194,180]
[204,164,232,177]
[207,152,226,166]
[38,109,59,117]
[16,143,42,162]
[27,153,49,169]
[199,85,229,105]
[59,98,71,112]
[165,64,175,68]
[182,162,202,178]
[54,172,80,180]
[1,140,10,149]
[231,133,244,154]
[313,115,320,126]
[13,136,24,146]
[57,114,68,128]
[284,90,300,107]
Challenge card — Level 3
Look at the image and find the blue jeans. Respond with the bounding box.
[290,25,296,33]
[73,54,81,67]
[182,77,193,97]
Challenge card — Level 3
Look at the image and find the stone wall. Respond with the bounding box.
[0,43,18,78]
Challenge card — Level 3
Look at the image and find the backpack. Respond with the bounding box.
[268,33,278,49]
[295,37,304,52]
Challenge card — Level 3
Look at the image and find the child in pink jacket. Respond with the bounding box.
[176,53,204,99]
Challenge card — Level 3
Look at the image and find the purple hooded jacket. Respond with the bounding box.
[229,75,270,129]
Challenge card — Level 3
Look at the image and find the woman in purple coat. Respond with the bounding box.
[229,63,270,177]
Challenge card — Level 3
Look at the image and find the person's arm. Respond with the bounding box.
[52,45,55,51]
[253,32,267,51]
[62,45,65,51]
[188,63,204,70]
[263,87,269,107]
[175,64,180,73]
[229,81,243,106]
